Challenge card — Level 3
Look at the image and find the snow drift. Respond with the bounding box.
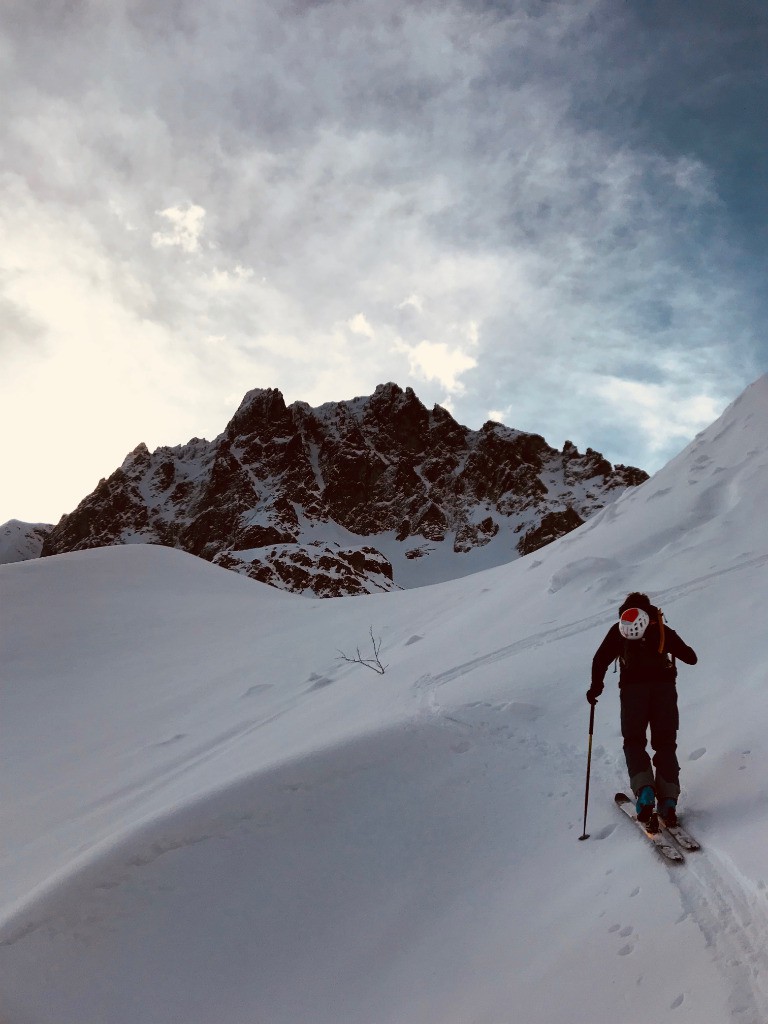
[2,376,768,1024]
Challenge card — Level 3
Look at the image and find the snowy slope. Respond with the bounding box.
[2,376,768,1024]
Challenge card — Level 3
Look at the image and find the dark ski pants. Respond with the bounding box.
[620,682,680,800]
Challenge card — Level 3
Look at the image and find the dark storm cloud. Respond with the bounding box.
[569,1,768,336]
[1,0,766,525]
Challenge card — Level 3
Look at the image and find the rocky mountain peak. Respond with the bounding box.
[34,383,649,596]
[226,387,292,441]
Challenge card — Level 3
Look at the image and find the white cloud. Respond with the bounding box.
[347,313,375,339]
[592,376,723,454]
[0,190,260,522]
[151,204,206,254]
[396,339,477,394]
[207,264,255,292]
[398,294,424,314]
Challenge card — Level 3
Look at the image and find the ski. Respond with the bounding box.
[614,793,684,863]
[657,817,701,852]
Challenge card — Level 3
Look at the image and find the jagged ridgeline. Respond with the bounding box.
[39,383,647,596]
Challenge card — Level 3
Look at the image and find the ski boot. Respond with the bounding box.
[657,797,678,827]
[635,785,656,824]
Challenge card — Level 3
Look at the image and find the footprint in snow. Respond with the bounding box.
[670,994,684,1009]
[153,733,187,747]
[593,824,617,841]
[451,740,471,754]
[404,634,424,646]
[242,684,273,698]
[688,747,707,761]
[308,675,335,691]
[506,702,542,721]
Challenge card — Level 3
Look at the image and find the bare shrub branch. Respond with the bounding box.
[337,626,388,675]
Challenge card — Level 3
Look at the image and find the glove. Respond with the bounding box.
[586,687,601,705]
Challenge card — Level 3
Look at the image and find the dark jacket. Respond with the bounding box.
[591,612,697,697]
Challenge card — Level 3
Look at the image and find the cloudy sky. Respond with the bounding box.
[2,0,766,525]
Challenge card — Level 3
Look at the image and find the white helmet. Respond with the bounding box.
[619,607,650,639]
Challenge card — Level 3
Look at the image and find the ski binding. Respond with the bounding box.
[614,793,684,863]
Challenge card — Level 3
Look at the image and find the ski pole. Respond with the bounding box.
[578,701,596,841]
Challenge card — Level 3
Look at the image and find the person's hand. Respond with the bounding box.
[586,687,600,705]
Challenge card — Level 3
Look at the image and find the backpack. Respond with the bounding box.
[619,607,676,677]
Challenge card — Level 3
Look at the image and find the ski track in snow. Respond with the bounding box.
[586,709,768,1024]
[416,654,768,1024]
[414,614,611,691]
[415,551,768,692]
[598,758,768,1023]
[675,851,768,1024]
[596,731,768,1022]
[80,708,295,820]
[653,552,768,605]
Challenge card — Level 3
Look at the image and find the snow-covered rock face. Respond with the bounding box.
[39,383,647,595]
[0,520,52,564]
